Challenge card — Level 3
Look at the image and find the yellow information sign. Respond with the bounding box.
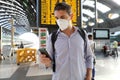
[41,0,81,25]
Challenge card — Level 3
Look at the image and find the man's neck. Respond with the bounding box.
[62,26,75,37]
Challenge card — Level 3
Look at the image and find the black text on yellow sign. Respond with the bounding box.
[41,0,81,25]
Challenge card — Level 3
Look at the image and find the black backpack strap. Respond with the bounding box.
[51,30,59,72]
[77,28,87,56]
[77,28,86,42]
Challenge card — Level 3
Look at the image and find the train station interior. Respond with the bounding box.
[0,0,120,80]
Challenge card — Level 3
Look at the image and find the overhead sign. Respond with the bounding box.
[41,0,81,25]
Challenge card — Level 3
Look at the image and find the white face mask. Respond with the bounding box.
[56,19,72,31]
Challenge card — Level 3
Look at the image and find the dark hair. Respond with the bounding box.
[88,34,93,39]
[54,2,71,15]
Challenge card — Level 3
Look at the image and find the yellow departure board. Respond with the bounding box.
[41,0,81,25]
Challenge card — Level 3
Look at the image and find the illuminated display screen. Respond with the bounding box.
[41,0,80,25]
[93,29,110,39]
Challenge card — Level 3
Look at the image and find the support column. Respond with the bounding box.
[95,0,98,28]
[36,0,40,28]
[10,18,15,57]
[11,18,14,48]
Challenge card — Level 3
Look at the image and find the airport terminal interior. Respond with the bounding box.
[0,0,120,80]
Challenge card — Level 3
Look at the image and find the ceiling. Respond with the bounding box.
[82,0,120,32]
[0,0,120,35]
[0,0,36,35]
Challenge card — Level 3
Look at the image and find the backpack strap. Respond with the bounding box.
[51,30,59,72]
[77,28,87,57]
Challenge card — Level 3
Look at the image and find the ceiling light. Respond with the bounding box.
[0,19,10,22]
[82,17,88,22]
[31,5,34,9]
[14,0,22,6]
[82,25,87,28]
[83,9,95,18]
[0,9,5,12]
[23,2,27,7]
[88,22,95,26]
[97,2,111,13]
[83,1,111,13]
[108,13,119,19]
[0,21,9,26]
[34,9,36,13]
[97,18,104,23]
[82,22,87,28]
[83,0,94,7]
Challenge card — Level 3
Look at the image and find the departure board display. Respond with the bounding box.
[41,0,81,25]
[93,29,110,40]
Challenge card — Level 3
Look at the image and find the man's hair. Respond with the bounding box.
[88,34,93,40]
[54,2,72,15]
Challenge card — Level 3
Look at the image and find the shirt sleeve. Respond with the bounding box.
[84,32,94,69]
[46,34,53,59]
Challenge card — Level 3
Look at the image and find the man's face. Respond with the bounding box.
[54,10,72,20]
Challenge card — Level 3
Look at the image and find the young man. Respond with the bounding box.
[40,2,93,80]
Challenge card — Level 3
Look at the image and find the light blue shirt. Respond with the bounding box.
[46,27,93,80]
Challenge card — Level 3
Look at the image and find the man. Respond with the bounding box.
[88,34,95,53]
[88,34,96,80]
[40,2,93,80]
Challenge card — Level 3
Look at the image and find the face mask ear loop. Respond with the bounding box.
[68,17,72,28]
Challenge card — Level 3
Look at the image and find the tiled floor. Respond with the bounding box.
[95,51,120,80]
[0,51,120,80]
[0,64,19,78]
[26,63,52,77]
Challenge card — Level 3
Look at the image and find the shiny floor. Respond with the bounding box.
[0,51,120,80]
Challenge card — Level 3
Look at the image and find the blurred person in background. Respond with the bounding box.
[88,34,96,80]
[112,41,118,57]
